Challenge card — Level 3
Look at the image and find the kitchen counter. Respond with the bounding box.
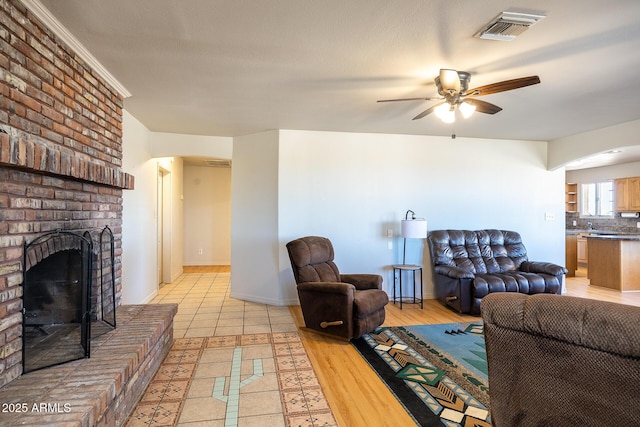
[586,234,640,241]
[586,236,640,291]
[567,229,640,237]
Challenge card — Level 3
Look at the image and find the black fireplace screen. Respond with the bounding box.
[22,227,116,373]
[99,226,116,329]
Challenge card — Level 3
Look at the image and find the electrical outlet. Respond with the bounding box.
[388,241,393,250]
[198,248,203,255]
[637,221,640,228]
[572,220,577,227]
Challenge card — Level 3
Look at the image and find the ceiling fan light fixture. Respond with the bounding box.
[435,103,456,123]
[378,69,539,123]
[459,101,476,118]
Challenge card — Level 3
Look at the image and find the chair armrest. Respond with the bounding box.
[297,281,356,297]
[519,261,568,276]
[434,265,475,279]
[340,274,383,290]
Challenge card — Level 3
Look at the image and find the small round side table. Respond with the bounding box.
[392,264,423,309]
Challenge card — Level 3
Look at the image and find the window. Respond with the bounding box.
[581,181,613,217]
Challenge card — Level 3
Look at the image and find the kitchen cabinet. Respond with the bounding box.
[614,176,640,211]
[631,177,640,210]
[587,235,640,291]
[565,183,578,213]
[565,234,577,277]
[577,234,588,265]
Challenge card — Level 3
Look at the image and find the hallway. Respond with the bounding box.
[154,266,296,339]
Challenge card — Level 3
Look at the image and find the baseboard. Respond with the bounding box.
[229,290,299,307]
[141,289,158,304]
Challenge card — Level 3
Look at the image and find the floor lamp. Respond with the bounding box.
[401,210,427,265]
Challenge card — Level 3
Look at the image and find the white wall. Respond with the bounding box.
[183,165,232,265]
[276,130,565,302]
[230,131,282,305]
[226,129,565,305]
[151,132,233,159]
[121,111,158,304]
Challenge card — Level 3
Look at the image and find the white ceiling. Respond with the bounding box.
[37,0,640,166]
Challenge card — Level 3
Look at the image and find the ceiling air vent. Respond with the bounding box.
[204,159,231,168]
[476,11,545,41]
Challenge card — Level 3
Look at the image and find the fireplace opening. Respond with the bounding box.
[22,228,117,373]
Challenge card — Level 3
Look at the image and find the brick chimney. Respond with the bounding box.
[0,0,133,387]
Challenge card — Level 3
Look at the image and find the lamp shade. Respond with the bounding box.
[401,218,427,238]
[439,69,460,92]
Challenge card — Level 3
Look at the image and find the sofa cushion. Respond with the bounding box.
[473,271,559,298]
[430,229,528,274]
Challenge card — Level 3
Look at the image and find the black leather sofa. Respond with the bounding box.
[427,229,567,314]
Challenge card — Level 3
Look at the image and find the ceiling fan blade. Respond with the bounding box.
[412,103,442,120]
[439,69,461,92]
[466,76,540,96]
[377,97,441,103]
[464,99,503,114]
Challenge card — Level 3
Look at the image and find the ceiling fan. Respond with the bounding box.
[378,69,540,123]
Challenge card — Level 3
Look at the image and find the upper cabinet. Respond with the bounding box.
[631,177,640,210]
[614,177,640,211]
[565,183,578,213]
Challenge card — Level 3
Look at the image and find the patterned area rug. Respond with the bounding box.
[126,333,337,426]
[352,322,491,427]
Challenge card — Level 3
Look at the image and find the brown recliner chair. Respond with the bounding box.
[286,236,389,340]
[481,293,640,426]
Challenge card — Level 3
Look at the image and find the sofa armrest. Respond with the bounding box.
[519,261,568,276]
[340,274,383,290]
[298,281,356,297]
[434,265,475,279]
[481,293,640,359]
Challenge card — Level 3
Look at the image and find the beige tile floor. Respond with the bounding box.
[125,269,337,427]
[155,270,297,339]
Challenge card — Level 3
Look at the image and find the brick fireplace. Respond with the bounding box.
[0,0,134,387]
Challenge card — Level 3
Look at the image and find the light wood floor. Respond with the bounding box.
[183,265,231,273]
[289,299,477,427]
[290,270,640,427]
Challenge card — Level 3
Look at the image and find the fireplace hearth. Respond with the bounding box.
[22,227,116,373]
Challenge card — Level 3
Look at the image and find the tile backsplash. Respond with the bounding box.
[566,212,640,233]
